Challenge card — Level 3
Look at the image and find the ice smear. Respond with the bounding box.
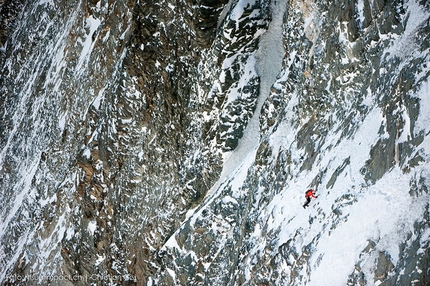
[217,0,234,29]
[414,79,430,135]
[75,15,101,74]
[229,0,256,22]
[184,0,288,227]
[383,0,428,62]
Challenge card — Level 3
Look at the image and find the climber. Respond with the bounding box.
[303,189,317,208]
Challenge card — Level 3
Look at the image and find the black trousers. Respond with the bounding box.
[303,197,311,208]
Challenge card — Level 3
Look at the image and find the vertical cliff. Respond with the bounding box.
[0,0,429,285]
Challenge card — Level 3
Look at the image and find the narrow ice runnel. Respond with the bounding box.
[223,0,286,165]
[201,0,288,205]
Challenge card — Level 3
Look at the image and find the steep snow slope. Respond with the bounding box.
[157,0,430,285]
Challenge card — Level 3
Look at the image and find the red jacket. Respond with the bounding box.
[305,189,317,198]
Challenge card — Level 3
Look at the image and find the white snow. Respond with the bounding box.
[217,0,234,29]
[95,254,106,266]
[414,79,430,135]
[91,88,106,110]
[0,156,40,236]
[182,0,288,226]
[163,233,181,250]
[75,15,101,73]
[82,147,91,159]
[259,101,429,285]
[383,0,428,63]
[229,0,256,22]
[87,220,97,235]
[356,0,366,28]
[166,267,176,280]
[0,0,135,281]
[1,0,429,284]
[256,2,430,284]
[306,169,426,285]
[179,1,430,284]
[58,111,67,130]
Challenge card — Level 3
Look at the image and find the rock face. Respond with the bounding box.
[0,0,429,285]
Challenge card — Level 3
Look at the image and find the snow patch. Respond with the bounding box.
[87,220,97,235]
[414,79,430,135]
[75,15,101,73]
[95,254,106,266]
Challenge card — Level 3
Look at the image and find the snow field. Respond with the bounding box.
[171,1,430,285]
[267,3,430,284]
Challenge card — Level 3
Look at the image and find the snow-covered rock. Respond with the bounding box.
[0,0,429,285]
